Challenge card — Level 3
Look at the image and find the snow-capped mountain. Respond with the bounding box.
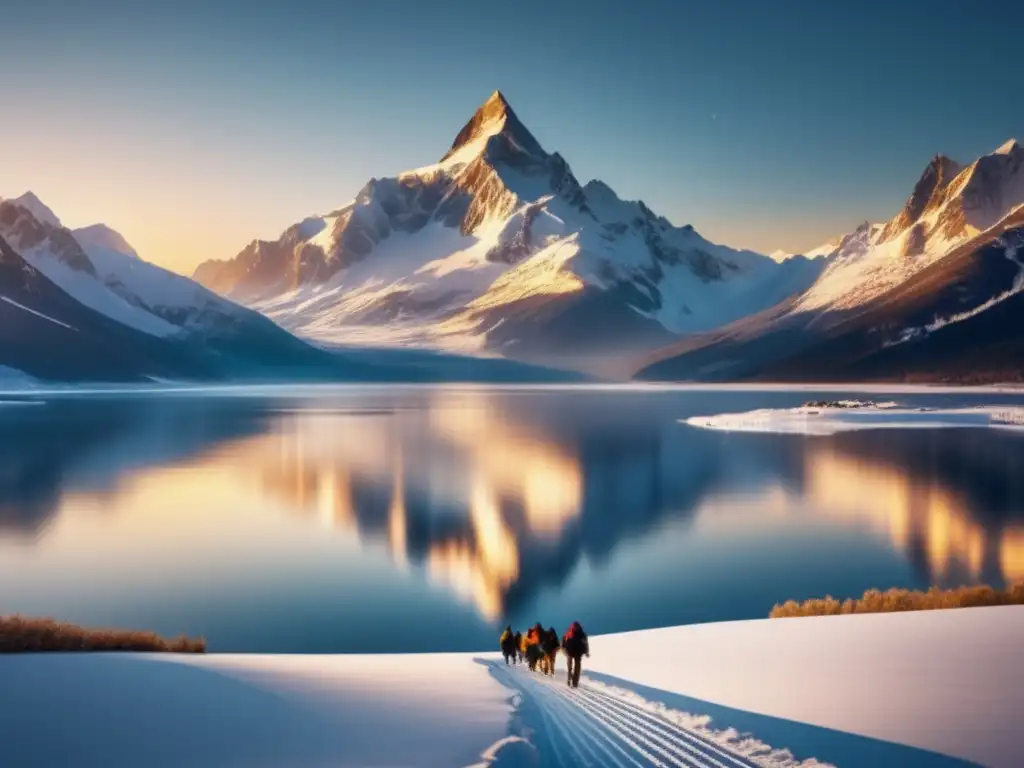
[0,231,189,382]
[638,139,1024,383]
[0,193,324,342]
[0,195,385,382]
[0,198,180,336]
[194,92,822,369]
[794,139,1024,312]
[0,193,582,383]
[2,191,62,228]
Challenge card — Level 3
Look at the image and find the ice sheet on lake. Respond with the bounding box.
[685,404,1024,435]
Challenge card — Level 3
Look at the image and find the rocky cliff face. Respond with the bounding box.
[879,154,962,243]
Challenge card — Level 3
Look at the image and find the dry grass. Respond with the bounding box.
[0,616,206,653]
[771,583,1024,619]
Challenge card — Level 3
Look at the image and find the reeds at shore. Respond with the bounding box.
[771,583,1024,618]
[0,615,206,653]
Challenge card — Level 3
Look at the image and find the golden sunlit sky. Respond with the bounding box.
[2,0,1022,276]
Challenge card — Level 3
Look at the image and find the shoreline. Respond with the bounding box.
[3,379,1024,399]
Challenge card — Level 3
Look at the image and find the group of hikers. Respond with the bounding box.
[499,621,590,688]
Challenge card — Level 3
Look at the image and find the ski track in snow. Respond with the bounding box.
[487,662,827,768]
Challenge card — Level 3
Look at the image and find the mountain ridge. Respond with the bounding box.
[0,192,585,384]
[636,138,1024,383]
[193,91,822,372]
[8,96,1018,383]
[0,196,382,381]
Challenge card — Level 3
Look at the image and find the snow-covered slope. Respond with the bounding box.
[74,228,263,336]
[796,140,1024,313]
[0,193,315,342]
[2,607,1020,767]
[0,231,196,381]
[0,196,397,382]
[0,198,180,336]
[194,92,823,368]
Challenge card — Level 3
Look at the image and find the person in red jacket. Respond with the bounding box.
[561,621,589,688]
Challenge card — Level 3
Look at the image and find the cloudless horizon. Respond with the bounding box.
[2,0,1021,274]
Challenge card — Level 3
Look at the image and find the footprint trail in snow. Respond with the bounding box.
[488,662,814,768]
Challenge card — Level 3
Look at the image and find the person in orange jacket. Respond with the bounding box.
[523,622,544,671]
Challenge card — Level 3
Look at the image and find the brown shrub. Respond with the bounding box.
[0,616,206,653]
[770,583,1024,619]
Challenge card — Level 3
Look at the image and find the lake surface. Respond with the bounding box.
[2,385,1023,653]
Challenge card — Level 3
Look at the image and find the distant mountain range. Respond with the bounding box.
[0,192,578,384]
[637,139,1024,383]
[5,93,1022,384]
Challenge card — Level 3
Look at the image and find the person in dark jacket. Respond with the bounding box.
[561,621,589,688]
[499,625,517,665]
[513,631,523,663]
[542,627,560,676]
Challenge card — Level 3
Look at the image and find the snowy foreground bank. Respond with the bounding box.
[2,608,1021,768]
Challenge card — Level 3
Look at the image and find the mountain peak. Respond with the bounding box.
[923,154,962,183]
[994,138,1020,156]
[72,223,139,260]
[485,89,511,112]
[7,191,62,228]
[441,90,546,163]
[879,153,962,242]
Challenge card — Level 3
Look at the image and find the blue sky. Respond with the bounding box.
[1,0,1020,271]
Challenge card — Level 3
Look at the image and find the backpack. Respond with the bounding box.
[563,622,587,654]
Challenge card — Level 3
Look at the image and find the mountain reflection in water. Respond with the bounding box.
[801,431,1024,586]
[245,392,584,619]
[1,387,1022,651]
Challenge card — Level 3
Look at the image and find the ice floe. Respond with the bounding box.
[685,403,1024,435]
